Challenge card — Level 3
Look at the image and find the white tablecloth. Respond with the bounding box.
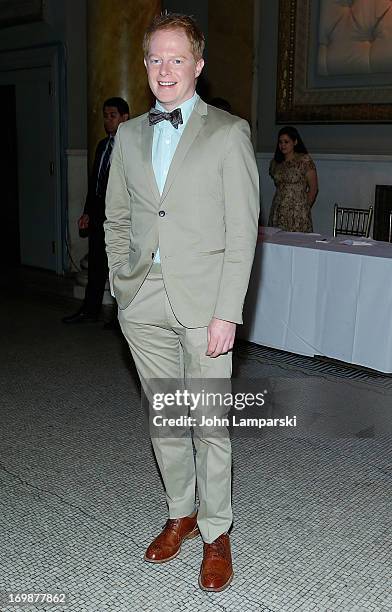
[242,230,392,372]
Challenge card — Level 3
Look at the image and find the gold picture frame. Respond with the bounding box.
[276,0,392,123]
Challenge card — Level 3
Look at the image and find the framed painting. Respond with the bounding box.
[276,0,392,123]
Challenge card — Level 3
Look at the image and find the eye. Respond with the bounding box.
[172,58,182,64]
[149,58,161,65]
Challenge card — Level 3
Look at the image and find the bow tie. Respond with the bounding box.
[149,107,183,129]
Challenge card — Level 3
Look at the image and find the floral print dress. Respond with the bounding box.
[268,153,316,232]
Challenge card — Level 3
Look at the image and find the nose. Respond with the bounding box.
[159,60,171,76]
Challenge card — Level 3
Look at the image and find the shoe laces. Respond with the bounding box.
[163,518,182,533]
[205,536,227,559]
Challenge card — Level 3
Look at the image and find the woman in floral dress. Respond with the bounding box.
[268,126,318,232]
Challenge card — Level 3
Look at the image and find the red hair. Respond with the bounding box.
[143,13,205,61]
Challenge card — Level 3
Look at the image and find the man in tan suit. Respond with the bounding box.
[105,13,259,592]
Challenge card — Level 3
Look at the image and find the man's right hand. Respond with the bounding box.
[78,214,89,230]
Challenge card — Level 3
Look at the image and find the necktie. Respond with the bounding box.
[96,137,114,196]
[148,107,183,129]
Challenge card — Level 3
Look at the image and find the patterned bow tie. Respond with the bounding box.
[148,107,183,129]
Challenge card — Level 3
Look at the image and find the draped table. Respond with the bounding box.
[242,229,392,373]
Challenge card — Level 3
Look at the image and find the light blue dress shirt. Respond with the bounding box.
[152,92,199,263]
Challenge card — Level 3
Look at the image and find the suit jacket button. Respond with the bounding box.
[159,210,166,217]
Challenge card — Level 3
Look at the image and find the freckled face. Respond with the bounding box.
[144,28,204,111]
[278,134,297,159]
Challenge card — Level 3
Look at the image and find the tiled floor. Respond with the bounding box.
[0,271,391,612]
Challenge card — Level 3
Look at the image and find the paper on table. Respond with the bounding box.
[288,232,321,236]
[260,226,282,236]
[340,240,373,246]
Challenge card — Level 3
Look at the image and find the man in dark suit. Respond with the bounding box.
[63,97,129,324]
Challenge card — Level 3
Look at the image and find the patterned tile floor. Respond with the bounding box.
[0,276,391,612]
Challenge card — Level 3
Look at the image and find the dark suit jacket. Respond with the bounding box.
[83,136,111,225]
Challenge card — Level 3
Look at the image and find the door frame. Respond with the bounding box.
[0,43,66,274]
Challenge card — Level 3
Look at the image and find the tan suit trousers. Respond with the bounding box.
[118,267,232,543]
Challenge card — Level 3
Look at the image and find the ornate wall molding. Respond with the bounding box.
[276,0,392,123]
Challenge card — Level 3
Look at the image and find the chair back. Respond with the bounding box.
[389,211,392,243]
[333,204,373,237]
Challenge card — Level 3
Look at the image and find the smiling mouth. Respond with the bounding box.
[158,81,176,86]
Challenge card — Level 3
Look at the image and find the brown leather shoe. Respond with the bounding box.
[144,514,199,563]
[199,533,234,592]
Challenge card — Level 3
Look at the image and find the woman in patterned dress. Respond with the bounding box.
[268,126,318,232]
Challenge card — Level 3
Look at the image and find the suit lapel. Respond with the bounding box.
[160,98,207,203]
[92,137,108,183]
[141,116,161,204]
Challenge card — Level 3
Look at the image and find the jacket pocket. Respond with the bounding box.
[199,248,225,256]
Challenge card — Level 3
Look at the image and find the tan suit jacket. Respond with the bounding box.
[104,97,259,328]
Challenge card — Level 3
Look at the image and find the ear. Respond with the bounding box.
[195,58,204,78]
[144,58,147,70]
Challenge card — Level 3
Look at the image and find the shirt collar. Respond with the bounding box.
[155,92,199,131]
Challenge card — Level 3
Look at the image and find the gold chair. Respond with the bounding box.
[333,204,373,238]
